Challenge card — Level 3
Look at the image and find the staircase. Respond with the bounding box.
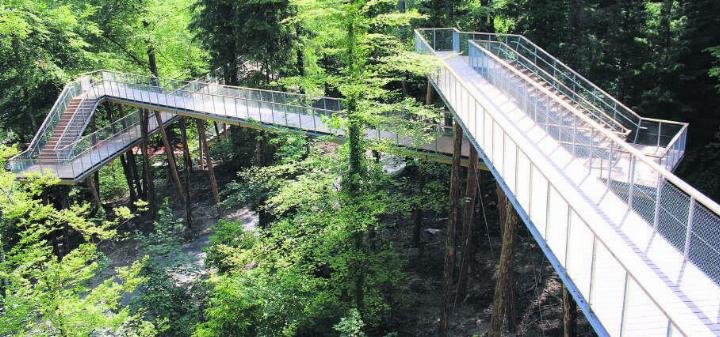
[37,97,98,163]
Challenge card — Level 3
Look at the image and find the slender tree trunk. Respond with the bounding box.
[426,79,434,105]
[439,122,463,337]
[455,146,479,306]
[87,176,101,212]
[488,184,519,337]
[197,130,205,170]
[89,117,100,200]
[108,103,138,207]
[154,111,185,203]
[180,117,193,233]
[197,120,220,205]
[143,20,159,79]
[563,285,577,337]
[213,122,221,139]
[140,109,157,218]
[344,14,367,317]
[126,149,143,198]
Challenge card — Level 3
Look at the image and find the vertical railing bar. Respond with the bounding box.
[684,197,696,260]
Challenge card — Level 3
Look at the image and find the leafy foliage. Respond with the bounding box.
[0,146,154,336]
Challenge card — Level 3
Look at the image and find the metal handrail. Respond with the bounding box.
[458,29,644,127]
[477,40,631,136]
[478,39,713,208]
[25,79,81,150]
[417,28,646,133]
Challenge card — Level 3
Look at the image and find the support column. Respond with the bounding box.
[426,78,434,105]
[455,146,479,306]
[488,184,519,337]
[140,109,157,218]
[179,117,193,233]
[197,120,220,206]
[439,121,463,337]
[563,285,577,337]
[154,111,185,203]
[109,103,138,206]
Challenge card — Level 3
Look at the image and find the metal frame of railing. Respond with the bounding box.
[9,68,455,180]
[417,28,689,151]
[15,80,84,159]
[415,28,719,336]
[477,40,631,136]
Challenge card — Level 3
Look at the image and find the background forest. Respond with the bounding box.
[1,0,720,336]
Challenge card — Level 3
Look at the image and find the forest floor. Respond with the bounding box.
[95,156,595,337]
[392,172,596,337]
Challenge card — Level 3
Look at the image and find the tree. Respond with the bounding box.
[191,0,294,85]
[488,184,519,337]
[289,0,437,320]
[0,146,154,336]
[0,1,97,141]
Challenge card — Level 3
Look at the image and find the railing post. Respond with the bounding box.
[684,197,696,260]
[452,30,460,53]
[653,177,664,233]
[628,156,636,209]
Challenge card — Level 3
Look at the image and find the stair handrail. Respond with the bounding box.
[417,28,645,134]
[460,29,644,131]
[19,79,83,158]
[476,39,630,136]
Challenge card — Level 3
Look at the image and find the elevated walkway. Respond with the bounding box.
[8,71,469,182]
[416,28,717,337]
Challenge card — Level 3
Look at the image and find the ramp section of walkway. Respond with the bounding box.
[416,29,719,337]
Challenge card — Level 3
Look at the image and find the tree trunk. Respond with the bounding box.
[179,117,193,233]
[197,120,220,205]
[197,129,205,170]
[89,117,101,200]
[455,146,479,306]
[563,285,577,337]
[426,79,434,105]
[140,109,157,218]
[143,20,159,79]
[213,121,221,139]
[439,121,463,337]
[154,111,185,204]
[488,184,519,337]
[109,103,138,207]
[126,149,143,198]
[87,176,101,213]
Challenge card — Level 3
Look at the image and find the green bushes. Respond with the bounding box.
[196,148,408,336]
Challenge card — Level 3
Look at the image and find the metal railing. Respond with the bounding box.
[9,69,452,180]
[416,28,690,149]
[14,80,85,160]
[416,28,718,336]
